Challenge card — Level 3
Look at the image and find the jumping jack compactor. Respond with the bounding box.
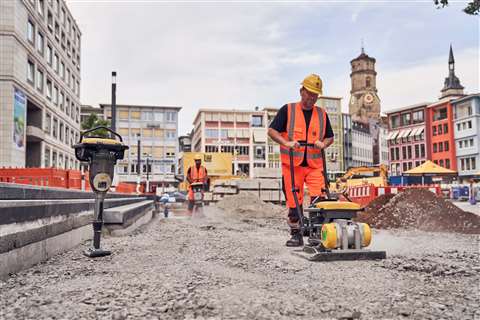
[289,142,386,261]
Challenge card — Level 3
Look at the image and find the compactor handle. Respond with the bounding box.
[79,126,124,143]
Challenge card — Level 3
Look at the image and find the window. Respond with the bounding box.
[46,79,52,100]
[366,77,371,88]
[439,159,444,167]
[401,113,411,126]
[402,146,407,159]
[403,162,408,172]
[390,148,395,161]
[66,69,70,85]
[141,111,153,121]
[53,86,58,105]
[470,139,474,147]
[205,129,218,138]
[54,22,59,39]
[61,8,66,25]
[53,53,59,72]
[166,131,176,140]
[472,158,476,170]
[468,121,472,129]
[166,112,176,122]
[45,113,51,134]
[59,92,64,110]
[438,124,442,135]
[37,0,44,16]
[395,147,400,161]
[445,159,450,169]
[251,115,263,127]
[65,126,69,145]
[415,144,420,158]
[434,160,438,165]
[457,123,461,131]
[438,142,443,152]
[205,145,218,153]
[37,32,44,55]
[66,97,70,115]
[432,126,437,136]
[27,60,35,84]
[46,44,52,65]
[60,61,65,79]
[433,143,437,153]
[67,18,71,34]
[433,107,447,121]
[47,11,53,30]
[444,141,449,151]
[59,122,64,142]
[407,146,412,159]
[466,158,471,170]
[443,124,448,134]
[461,158,465,171]
[54,0,59,14]
[36,69,44,92]
[52,117,58,138]
[44,147,51,167]
[27,20,35,44]
[235,145,249,155]
[459,141,463,149]
[412,110,424,123]
[391,115,400,129]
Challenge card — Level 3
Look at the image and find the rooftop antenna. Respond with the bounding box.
[361,38,365,54]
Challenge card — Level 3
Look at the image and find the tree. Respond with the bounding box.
[81,113,111,138]
[434,0,480,15]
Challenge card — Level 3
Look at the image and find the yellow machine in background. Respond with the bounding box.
[331,165,388,192]
[178,152,235,191]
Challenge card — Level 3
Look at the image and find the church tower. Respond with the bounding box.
[349,46,381,123]
[440,45,464,98]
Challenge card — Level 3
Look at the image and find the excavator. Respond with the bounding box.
[332,165,388,197]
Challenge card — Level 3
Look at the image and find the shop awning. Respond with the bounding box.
[387,130,399,140]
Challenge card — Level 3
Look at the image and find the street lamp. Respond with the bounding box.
[111,71,117,136]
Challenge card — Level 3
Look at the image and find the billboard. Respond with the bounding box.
[13,88,26,150]
[182,152,232,176]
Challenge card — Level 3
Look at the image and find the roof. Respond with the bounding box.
[404,160,456,175]
[350,52,376,63]
[426,96,460,108]
[99,103,182,110]
[385,102,431,114]
[451,93,480,104]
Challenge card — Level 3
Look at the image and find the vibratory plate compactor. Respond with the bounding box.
[289,142,386,262]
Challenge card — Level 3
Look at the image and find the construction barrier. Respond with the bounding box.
[347,184,442,207]
[0,168,138,194]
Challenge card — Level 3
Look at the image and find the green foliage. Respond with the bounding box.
[434,0,479,15]
[80,113,111,138]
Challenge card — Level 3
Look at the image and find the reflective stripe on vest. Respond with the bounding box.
[279,102,327,168]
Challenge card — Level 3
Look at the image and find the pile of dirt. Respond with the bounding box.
[215,192,285,219]
[357,189,480,234]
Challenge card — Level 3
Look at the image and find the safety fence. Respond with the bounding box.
[0,168,138,194]
[347,184,442,207]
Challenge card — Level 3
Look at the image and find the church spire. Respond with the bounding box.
[441,44,464,99]
[361,38,365,54]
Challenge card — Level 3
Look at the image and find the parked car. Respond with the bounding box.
[168,191,187,203]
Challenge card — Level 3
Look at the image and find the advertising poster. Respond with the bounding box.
[13,88,26,150]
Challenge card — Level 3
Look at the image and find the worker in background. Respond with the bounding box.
[268,74,334,247]
[186,154,209,213]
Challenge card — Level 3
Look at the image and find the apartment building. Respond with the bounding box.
[317,96,344,175]
[192,108,277,177]
[0,0,82,169]
[351,121,374,167]
[386,102,430,176]
[452,94,480,182]
[99,104,181,185]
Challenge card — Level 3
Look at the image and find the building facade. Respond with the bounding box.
[349,48,381,124]
[80,104,102,125]
[342,113,353,170]
[452,94,479,182]
[317,96,344,175]
[0,0,82,169]
[386,102,430,176]
[99,104,181,185]
[351,121,374,167]
[192,108,277,177]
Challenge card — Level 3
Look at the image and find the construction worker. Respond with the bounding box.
[186,154,208,213]
[268,74,334,247]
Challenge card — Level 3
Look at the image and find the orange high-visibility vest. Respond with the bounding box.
[279,102,327,168]
[188,165,207,183]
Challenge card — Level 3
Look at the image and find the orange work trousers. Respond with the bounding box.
[282,164,326,209]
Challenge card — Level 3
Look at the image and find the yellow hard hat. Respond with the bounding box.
[301,74,323,95]
[194,154,202,160]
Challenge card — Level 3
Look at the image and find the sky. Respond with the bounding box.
[67,0,479,135]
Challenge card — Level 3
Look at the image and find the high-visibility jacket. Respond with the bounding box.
[279,102,327,168]
[188,165,207,183]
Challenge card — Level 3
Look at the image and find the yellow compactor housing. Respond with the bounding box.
[321,222,372,250]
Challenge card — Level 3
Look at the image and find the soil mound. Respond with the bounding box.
[215,192,285,219]
[357,189,480,234]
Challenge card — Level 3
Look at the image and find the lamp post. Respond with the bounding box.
[111,71,117,136]
[136,133,141,192]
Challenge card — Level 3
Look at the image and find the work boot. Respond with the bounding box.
[286,230,304,247]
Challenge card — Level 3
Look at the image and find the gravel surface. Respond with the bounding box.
[1,206,479,320]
